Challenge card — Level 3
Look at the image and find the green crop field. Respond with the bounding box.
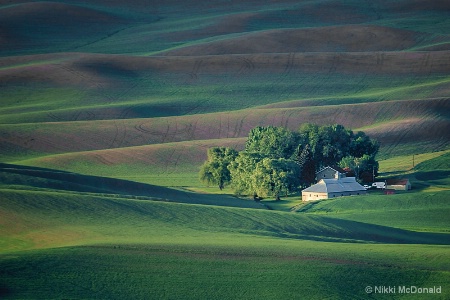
[1,0,449,299]
[1,186,450,299]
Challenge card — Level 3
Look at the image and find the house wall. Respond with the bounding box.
[302,192,328,201]
[386,184,409,191]
[302,190,367,201]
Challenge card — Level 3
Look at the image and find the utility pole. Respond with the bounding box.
[413,154,415,169]
[372,165,375,182]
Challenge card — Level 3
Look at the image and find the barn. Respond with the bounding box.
[386,178,412,191]
[302,172,367,201]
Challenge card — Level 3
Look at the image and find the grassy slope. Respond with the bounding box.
[1,1,450,299]
[295,150,450,233]
[1,187,449,299]
[0,163,263,209]
[1,151,449,298]
[296,190,450,232]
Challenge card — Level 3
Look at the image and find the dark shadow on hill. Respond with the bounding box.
[0,163,262,209]
[415,170,450,181]
[307,216,450,245]
[0,284,12,298]
[237,215,450,245]
[411,170,450,190]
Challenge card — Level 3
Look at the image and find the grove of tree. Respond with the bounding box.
[199,123,379,200]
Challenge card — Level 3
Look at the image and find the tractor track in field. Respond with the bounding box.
[171,152,182,174]
[183,55,257,116]
[237,56,255,75]
[107,69,166,148]
[109,120,121,149]
[284,52,295,75]
[376,52,384,67]
[134,118,199,145]
[188,119,199,140]
[266,52,297,103]
[226,114,232,138]
[93,152,113,165]
[70,25,133,52]
[163,148,176,174]
[328,53,340,73]
[134,121,169,144]
[188,59,203,81]
[134,123,153,135]
[233,115,247,138]
[421,52,431,76]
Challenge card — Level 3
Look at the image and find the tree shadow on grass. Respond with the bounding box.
[0,163,262,209]
[415,170,450,181]
[311,216,450,245]
[412,170,450,190]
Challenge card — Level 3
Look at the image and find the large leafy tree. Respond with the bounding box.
[245,126,299,158]
[339,154,379,182]
[252,158,300,201]
[318,124,353,166]
[229,153,300,200]
[228,151,263,196]
[199,147,238,190]
[350,131,379,158]
[298,123,353,169]
[292,144,315,187]
[338,131,379,182]
[298,123,379,172]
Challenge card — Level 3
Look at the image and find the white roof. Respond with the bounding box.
[302,177,365,193]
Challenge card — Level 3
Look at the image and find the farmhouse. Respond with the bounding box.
[302,172,367,201]
[316,166,347,181]
[386,178,411,191]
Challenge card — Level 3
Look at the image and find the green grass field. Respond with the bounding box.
[1,0,449,299]
[1,186,449,299]
[1,147,449,299]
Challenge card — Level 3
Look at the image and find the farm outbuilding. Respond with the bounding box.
[386,178,411,191]
[302,173,367,201]
[315,166,347,181]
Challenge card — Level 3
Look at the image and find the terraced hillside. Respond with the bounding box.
[0,0,448,196]
[1,1,450,299]
[1,1,449,186]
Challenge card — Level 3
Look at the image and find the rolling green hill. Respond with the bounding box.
[1,180,450,299]
[1,0,449,299]
[1,174,450,299]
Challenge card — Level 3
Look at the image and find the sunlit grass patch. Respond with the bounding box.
[379,150,450,174]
